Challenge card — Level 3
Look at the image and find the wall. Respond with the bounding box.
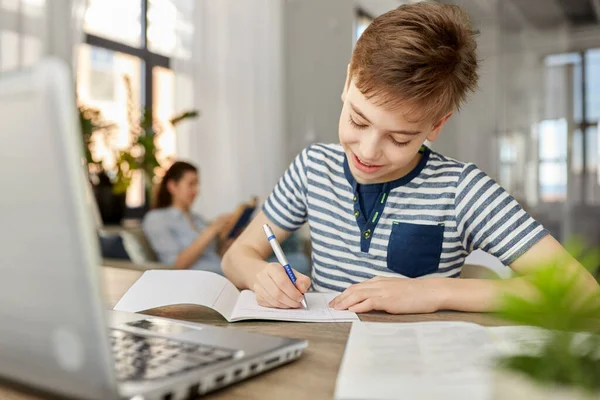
[175,0,355,218]
[355,0,401,17]
[175,0,286,218]
[431,22,501,179]
[282,0,354,164]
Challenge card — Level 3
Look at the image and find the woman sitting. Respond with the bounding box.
[143,161,231,273]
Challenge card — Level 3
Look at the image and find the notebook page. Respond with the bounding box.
[113,270,240,321]
[231,291,359,322]
[335,321,495,400]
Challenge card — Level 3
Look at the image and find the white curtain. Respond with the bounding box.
[0,0,87,74]
[171,0,286,219]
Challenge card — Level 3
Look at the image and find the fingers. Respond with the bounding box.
[252,263,308,309]
[293,269,311,293]
[348,298,376,313]
[254,283,291,309]
[329,285,376,310]
[263,269,304,308]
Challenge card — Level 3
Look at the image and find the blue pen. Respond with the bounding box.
[263,224,308,309]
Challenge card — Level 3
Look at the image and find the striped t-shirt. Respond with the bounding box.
[263,143,548,292]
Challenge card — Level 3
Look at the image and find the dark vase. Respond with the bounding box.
[92,172,126,225]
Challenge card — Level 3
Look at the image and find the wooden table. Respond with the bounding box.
[1,267,508,400]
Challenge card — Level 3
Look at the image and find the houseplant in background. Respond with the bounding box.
[122,75,199,209]
[78,104,130,224]
[493,238,600,400]
[79,76,199,225]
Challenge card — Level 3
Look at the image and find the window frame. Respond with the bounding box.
[536,49,600,203]
[83,0,170,118]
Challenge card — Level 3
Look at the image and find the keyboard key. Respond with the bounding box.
[109,330,237,381]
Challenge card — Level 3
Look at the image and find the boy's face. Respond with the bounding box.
[339,75,452,185]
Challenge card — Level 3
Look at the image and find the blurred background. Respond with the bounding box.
[1,0,599,248]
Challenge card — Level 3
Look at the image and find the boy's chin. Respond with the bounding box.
[349,165,388,184]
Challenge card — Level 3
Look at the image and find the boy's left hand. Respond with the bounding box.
[328,276,442,314]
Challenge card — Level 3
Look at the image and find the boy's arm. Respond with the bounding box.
[436,163,596,311]
[222,210,310,308]
[223,146,313,308]
[222,210,292,289]
[330,234,600,314]
[435,234,600,312]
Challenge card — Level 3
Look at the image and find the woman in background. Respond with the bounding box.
[143,161,231,273]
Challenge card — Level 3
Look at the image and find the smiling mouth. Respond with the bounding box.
[352,153,383,173]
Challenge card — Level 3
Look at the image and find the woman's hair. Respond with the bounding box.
[153,161,198,209]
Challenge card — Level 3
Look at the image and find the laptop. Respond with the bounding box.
[0,58,307,400]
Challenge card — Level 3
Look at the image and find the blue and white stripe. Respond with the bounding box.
[263,143,548,292]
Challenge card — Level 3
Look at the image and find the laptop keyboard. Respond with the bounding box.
[109,330,237,381]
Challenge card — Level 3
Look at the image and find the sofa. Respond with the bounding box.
[99,224,312,275]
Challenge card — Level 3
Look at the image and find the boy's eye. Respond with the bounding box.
[348,114,410,147]
[349,116,368,129]
[391,137,410,147]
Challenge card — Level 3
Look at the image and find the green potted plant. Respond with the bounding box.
[78,104,131,224]
[122,75,199,206]
[493,238,600,399]
[78,77,199,223]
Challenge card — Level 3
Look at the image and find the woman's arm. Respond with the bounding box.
[172,215,230,269]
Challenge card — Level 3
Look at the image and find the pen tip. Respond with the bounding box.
[301,298,308,309]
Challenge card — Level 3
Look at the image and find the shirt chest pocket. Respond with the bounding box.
[386,222,444,278]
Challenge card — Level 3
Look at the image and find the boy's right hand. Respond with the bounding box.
[253,263,311,309]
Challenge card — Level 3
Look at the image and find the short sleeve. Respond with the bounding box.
[454,163,549,265]
[142,212,181,265]
[262,146,310,231]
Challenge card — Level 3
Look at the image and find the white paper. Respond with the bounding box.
[113,270,358,323]
[334,322,563,400]
[486,326,551,356]
[113,270,240,320]
[231,291,359,322]
[335,321,496,400]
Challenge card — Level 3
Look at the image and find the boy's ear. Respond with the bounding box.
[426,111,453,142]
[341,64,350,103]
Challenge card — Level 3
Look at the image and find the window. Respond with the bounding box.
[0,0,46,72]
[498,133,519,195]
[585,49,600,122]
[83,0,142,48]
[538,119,568,202]
[537,49,600,203]
[77,44,143,167]
[78,0,176,207]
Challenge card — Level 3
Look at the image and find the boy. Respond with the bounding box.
[222,2,599,314]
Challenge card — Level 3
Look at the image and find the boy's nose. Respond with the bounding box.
[359,134,382,162]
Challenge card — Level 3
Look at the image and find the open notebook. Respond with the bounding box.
[114,270,359,322]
